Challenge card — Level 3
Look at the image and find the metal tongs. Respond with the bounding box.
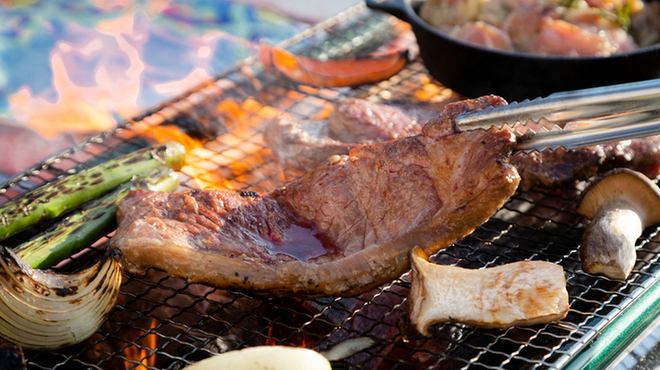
[455,79,660,151]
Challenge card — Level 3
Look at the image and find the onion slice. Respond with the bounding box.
[182,346,331,370]
[0,247,122,349]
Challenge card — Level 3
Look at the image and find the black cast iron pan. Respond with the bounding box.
[366,0,660,101]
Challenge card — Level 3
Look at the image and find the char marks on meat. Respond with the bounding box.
[112,96,520,296]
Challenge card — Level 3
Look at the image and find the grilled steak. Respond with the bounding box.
[512,137,660,189]
[266,99,659,188]
[328,98,420,142]
[263,117,350,172]
[112,96,520,296]
[263,99,421,171]
[512,148,601,189]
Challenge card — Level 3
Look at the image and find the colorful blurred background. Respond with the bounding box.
[0,0,356,178]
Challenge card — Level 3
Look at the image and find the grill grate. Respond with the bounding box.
[2,4,658,369]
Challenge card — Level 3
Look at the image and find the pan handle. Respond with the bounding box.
[365,0,410,22]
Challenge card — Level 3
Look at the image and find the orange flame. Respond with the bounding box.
[264,322,276,346]
[132,96,282,190]
[133,123,204,152]
[6,9,219,140]
[123,319,158,370]
[413,75,455,103]
[8,12,143,138]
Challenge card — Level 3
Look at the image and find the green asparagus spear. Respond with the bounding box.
[15,167,180,269]
[0,142,185,241]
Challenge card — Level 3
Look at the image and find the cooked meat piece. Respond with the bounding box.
[512,148,601,190]
[112,96,520,296]
[266,98,658,189]
[265,99,421,171]
[631,3,660,47]
[328,98,420,142]
[513,136,660,190]
[603,136,660,176]
[419,0,482,28]
[502,4,548,52]
[535,17,619,56]
[263,117,350,171]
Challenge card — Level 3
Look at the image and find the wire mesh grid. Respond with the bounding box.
[0,4,657,369]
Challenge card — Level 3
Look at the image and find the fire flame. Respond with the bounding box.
[133,123,204,152]
[414,75,454,103]
[123,319,158,370]
[8,11,143,138]
[6,8,218,139]
[131,95,283,190]
[265,322,276,346]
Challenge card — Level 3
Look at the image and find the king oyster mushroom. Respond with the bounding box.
[409,248,569,335]
[577,169,660,280]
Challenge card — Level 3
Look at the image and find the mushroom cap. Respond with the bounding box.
[577,169,660,225]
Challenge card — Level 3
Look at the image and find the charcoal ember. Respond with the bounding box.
[169,108,226,141]
[0,341,26,370]
[318,284,414,368]
[83,270,262,369]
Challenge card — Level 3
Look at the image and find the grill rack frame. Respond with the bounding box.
[0,4,657,369]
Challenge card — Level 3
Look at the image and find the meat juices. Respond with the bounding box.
[112,96,520,296]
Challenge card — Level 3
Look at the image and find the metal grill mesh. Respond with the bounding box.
[1,5,657,369]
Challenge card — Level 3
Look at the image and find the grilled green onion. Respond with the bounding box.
[15,167,179,269]
[0,142,185,241]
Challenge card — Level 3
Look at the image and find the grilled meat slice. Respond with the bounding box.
[603,137,660,176]
[266,98,659,189]
[263,117,350,172]
[328,98,420,142]
[512,148,602,189]
[264,99,421,171]
[512,137,660,189]
[112,96,520,296]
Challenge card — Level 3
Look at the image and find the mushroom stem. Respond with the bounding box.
[409,247,569,335]
[581,205,642,280]
[576,169,660,281]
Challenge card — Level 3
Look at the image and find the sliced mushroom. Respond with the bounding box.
[409,248,569,335]
[577,169,660,280]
